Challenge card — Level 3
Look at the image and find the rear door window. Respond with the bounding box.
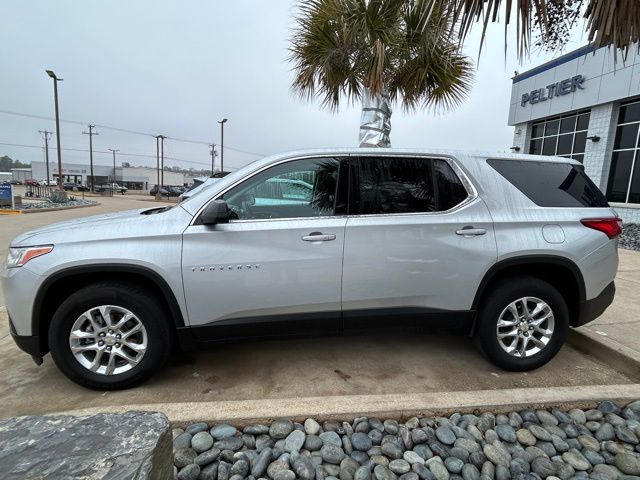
[487,159,609,207]
[354,157,469,214]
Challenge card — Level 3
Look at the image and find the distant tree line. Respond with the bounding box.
[0,155,30,172]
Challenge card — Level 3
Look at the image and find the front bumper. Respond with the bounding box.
[574,281,615,327]
[8,315,43,364]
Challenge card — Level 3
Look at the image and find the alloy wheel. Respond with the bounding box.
[496,296,555,358]
[68,305,148,375]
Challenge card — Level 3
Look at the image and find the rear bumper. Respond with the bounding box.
[574,281,615,327]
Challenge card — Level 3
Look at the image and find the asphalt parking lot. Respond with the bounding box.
[0,196,639,419]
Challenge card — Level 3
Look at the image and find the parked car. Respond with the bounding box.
[96,183,127,194]
[23,179,40,186]
[149,185,172,196]
[10,180,22,185]
[179,172,231,201]
[1,149,620,389]
[63,182,89,192]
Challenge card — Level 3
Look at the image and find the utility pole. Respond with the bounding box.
[159,136,166,188]
[46,70,64,190]
[38,130,52,185]
[154,135,166,198]
[218,118,227,173]
[108,149,119,184]
[209,144,217,176]
[82,125,98,192]
[154,136,160,199]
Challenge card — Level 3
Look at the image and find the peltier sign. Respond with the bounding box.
[521,75,585,107]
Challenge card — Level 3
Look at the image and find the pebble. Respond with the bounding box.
[270,420,294,440]
[444,457,464,474]
[427,460,449,480]
[177,463,200,480]
[322,444,346,464]
[494,425,516,444]
[174,432,193,449]
[375,465,397,480]
[404,451,425,465]
[436,426,456,446]
[174,447,197,468]
[561,449,591,471]
[517,429,537,446]
[352,432,373,452]
[528,425,552,442]
[531,456,556,477]
[211,424,237,440]
[389,459,411,475]
[170,401,640,480]
[191,431,214,453]
[615,451,640,475]
[284,430,306,452]
[304,418,321,435]
[483,444,510,467]
[199,462,218,480]
[595,423,615,442]
[536,410,559,426]
[321,431,343,447]
[215,436,244,451]
[461,464,479,480]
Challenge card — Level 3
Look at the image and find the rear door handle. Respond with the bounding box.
[456,227,487,237]
[302,232,336,242]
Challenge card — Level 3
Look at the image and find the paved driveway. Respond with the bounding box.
[0,199,638,418]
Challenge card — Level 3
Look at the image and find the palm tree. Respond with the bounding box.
[289,0,474,147]
[440,0,640,59]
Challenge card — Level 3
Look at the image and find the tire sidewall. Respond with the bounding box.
[477,277,569,371]
[48,283,171,390]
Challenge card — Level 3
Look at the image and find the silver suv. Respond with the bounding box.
[1,149,620,389]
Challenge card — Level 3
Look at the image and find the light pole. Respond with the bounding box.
[218,118,227,173]
[108,149,119,184]
[46,70,64,190]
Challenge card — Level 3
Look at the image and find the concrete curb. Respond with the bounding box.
[58,384,640,427]
[18,202,100,214]
[567,327,640,381]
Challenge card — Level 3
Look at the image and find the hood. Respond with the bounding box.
[11,208,155,246]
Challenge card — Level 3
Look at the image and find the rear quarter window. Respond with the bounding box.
[487,159,609,208]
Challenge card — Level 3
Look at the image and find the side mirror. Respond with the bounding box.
[200,200,230,225]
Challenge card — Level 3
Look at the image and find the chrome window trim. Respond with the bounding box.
[189,152,478,226]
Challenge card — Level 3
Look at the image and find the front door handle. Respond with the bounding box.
[302,232,336,242]
[456,227,487,237]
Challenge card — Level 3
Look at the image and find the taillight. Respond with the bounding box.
[581,218,623,239]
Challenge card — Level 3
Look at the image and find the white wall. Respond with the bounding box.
[509,44,640,126]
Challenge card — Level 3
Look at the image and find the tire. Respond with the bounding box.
[474,275,568,371]
[48,281,172,390]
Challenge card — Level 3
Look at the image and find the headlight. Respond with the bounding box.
[6,246,53,268]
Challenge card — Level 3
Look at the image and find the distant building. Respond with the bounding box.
[29,161,185,190]
[10,168,32,182]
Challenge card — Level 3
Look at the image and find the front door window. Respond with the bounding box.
[222,157,342,220]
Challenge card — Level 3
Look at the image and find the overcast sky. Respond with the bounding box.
[0,1,591,172]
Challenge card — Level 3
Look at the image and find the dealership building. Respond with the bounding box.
[509,43,640,222]
[23,162,185,190]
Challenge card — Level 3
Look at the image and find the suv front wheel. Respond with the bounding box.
[48,281,172,390]
[475,276,569,371]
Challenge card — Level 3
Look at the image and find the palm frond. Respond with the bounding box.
[289,0,473,113]
[437,0,640,58]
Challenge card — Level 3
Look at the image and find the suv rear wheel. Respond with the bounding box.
[475,276,568,371]
[48,281,172,390]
